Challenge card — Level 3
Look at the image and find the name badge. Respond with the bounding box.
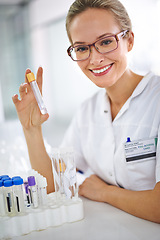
[124,137,157,162]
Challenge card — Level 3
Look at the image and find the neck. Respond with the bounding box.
[106,69,143,120]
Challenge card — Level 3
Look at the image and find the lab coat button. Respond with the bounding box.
[109,172,112,177]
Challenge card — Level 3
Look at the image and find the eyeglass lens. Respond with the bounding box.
[70,36,117,61]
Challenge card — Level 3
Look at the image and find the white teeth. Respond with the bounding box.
[92,64,112,74]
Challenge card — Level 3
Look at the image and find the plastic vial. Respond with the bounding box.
[3,180,15,216]
[51,148,61,200]
[12,177,25,214]
[59,150,66,196]
[60,147,78,199]
[27,72,48,115]
[37,176,48,207]
[0,180,6,216]
[67,148,78,199]
[28,176,38,208]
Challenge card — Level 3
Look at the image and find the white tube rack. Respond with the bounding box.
[0,193,84,239]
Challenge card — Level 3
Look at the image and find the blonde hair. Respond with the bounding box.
[66,0,132,43]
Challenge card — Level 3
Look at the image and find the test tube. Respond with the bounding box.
[37,176,48,207]
[51,148,61,200]
[24,182,31,207]
[12,177,25,214]
[3,180,15,216]
[27,72,48,115]
[0,180,6,217]
[67,148,78,199]
[28,176,38,208]
[59,149,69,200]
[60,148,78,199]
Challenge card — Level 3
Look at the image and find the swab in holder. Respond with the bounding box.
[27,72,48,115]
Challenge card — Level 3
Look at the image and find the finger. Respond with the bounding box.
[78,186,85,196]
[12,94,21,112]
[41,112,49,122]
[25,68,32,83]
[36,66,43,92]
[19,83,29,99]
[12,94,20,105]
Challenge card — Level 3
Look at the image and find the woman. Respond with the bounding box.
[12,0,160,223]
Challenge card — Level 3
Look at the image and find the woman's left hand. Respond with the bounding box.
[79,174,160,223]
[78,174,109,202]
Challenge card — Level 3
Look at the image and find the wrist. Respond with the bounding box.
[23,125,44,145]
[102,184,118,203]
[23,124,42,136]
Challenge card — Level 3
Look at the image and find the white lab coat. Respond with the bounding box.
[61,72,160,191]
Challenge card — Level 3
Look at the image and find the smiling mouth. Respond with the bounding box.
[91,64,113,74]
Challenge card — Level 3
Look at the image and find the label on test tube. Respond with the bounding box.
[24,182,31,207]
[37,176,48,207]
[28,176,38,208]
[12,177,25,214]
[3,180,15,216]
[27,72,48,115]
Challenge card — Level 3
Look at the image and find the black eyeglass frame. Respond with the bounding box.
[67,30,129,61]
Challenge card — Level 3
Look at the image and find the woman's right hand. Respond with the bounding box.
[12,67,49,130]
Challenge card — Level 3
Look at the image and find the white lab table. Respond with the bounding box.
[11,197,160,240]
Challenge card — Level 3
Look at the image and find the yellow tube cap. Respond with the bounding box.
[27,72,35,83]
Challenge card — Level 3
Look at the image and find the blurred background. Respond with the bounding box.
[0,0,160,175]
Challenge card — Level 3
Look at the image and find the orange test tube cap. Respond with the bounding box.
[27,72,35,83]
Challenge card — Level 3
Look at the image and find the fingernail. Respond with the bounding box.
[21,83,28,86]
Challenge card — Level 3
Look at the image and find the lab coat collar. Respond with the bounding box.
[102,72,154,120]
[131,72,154,99]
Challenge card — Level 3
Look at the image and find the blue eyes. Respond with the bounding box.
[74,38,113,53]
[75,46,89,52]
[100,39,113,46]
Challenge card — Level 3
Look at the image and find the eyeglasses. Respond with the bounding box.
[67,30,129,61]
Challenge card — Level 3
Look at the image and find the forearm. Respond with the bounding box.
[104,182,160,223]
[79,175,160,223]
[23,126,54,193]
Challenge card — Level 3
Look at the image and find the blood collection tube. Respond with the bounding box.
[37,176,48,207]
[12,177,25,214]
[28,176,38,208]
[0,180,6,216]
[26,72,48,115]
[3,180,15,216]
[24,181,31,207]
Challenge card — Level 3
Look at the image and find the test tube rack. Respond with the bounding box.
[0,147,84,239]
[0,192,84,239]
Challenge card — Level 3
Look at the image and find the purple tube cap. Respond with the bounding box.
[28,176,36,186]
